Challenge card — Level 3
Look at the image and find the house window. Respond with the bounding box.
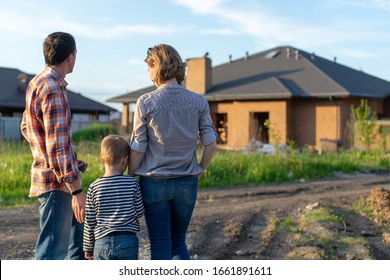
[216,113,228,144]
[89,114,98,121]
[249,112,269,143]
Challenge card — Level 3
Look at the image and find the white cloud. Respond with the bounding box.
[0,11,45,37]
[337,49,376,58]
[173,0,224,14]
[126,58,145,65]
[200,28,237,35]
[371,0,390,11]
[96,24,176,39]
[325,0,390,11]
[173,0,390,53]
[172,0,347,48]
[0,10,176,39]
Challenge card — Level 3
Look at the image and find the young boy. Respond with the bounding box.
[83,135,144,260]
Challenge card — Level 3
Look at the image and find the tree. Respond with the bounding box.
[264,119,282,146]
[351,99,377,150]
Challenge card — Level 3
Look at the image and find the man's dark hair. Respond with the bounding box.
[43,32,76,66]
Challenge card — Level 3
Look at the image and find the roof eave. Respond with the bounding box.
[203,92,351,101]
[106,97,139,104]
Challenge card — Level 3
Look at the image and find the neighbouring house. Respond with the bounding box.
[0,67,117,140]
[107,46,390,151]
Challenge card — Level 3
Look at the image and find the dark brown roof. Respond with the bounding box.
[107,46,390,103]
[107,85,156,104]
[0,67,117,114]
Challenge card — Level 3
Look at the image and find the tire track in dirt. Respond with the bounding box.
[187,173,390,259]
[1,172,389,259]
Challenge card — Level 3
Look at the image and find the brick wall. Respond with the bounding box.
[210,100,288,149]
[186,57,212,95]
[292,100,317,148]
[292,99,351,151]
[185,57,389,151]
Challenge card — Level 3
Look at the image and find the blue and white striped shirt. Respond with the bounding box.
[83,174,144,252]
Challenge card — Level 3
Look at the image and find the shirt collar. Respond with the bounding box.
[45,66,68,87]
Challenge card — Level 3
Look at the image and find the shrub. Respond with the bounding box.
[351,99,377,150]
[72,123,118,142]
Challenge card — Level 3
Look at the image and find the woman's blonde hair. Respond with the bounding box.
[100,135,130,165]
[145,44,186,86]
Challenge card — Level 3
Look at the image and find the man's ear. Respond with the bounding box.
[67,52,75,63]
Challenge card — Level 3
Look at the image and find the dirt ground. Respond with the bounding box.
[1,171,390,260]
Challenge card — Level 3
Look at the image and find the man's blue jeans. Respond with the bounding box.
[140,176,198,260]
[35,190,84,260]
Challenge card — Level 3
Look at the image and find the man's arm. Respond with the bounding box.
[20,112,28,141]
[42,92,86,222]
[69,185,86,223]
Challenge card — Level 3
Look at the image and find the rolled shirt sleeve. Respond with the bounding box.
[130,98,148,153]
[199,100,218,146]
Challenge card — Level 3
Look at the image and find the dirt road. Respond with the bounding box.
[1,171,389,260]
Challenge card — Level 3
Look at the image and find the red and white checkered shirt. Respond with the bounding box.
[21,67,87,197]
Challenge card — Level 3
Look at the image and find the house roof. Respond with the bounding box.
[0,67,117,114]
[107,46,390,104]
[107,85,156,104]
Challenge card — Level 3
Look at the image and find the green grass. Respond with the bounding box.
[350,197,375,216]
[1,137,389,207]
[304,207,344,225]
[0,138,107,207]
[200,149,390,188]
[350,197,390,231]
[277,216,303,234]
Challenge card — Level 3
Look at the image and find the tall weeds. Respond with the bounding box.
[1,139,389,207]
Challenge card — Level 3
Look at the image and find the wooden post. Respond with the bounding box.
[121,103,129,133]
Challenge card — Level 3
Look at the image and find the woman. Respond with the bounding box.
[129,44,217,260]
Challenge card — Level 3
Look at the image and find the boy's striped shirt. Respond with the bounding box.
[83,174,144,252]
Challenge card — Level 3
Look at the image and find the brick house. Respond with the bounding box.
[107,46,390,151]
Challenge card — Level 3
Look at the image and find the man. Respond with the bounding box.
[21,32,87,260]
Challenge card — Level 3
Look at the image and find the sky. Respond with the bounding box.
[1,0,390,112]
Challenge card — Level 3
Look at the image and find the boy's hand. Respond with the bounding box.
[85,251,93,260]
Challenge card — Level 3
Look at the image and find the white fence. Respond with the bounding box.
[0,116,22,141]
[0,117,111,141]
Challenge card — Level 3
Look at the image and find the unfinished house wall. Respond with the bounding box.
[210,100,288,150]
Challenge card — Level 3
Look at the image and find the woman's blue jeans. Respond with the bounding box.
[140,176,198,260]
[35,190,84,260]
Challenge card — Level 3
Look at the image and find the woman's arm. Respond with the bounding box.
[128,149,145,176]
[199,140,217,171]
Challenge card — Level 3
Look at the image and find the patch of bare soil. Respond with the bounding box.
[1,171,389,260]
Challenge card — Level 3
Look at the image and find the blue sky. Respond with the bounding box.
[1,0,390,112]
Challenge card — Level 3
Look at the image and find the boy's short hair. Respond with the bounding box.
[100,135,130,166]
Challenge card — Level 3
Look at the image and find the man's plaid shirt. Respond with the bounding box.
[21,67,87,197]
